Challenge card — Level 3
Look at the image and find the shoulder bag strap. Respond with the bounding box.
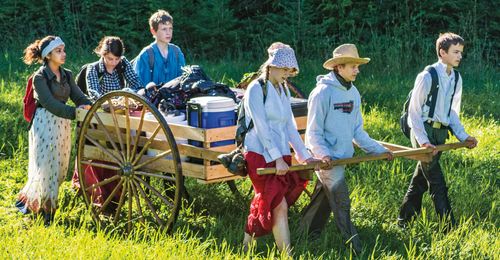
[146,46,155,80]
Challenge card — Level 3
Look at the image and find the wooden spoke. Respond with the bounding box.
[125,97,131,162]
[134,171,177,182]
[85,175,121,192]
[132,124,162,165]
[133,176,174,208]
[92,111,124,162]
[130,108,147,163]
[81,160,121,171]
[133,179,165,226]
[113,178,129,226]
[127,179,133,232]
[129,180,145,224]
[97,178,124,215]
[107,97,126,154]
[84,134,123,166]
[133,149,172,170]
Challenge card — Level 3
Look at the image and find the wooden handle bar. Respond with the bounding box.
[257,142,468,175]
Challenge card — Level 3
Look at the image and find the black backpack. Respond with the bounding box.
[235,78,268,146]
[400,66,460,139]
[75,60,127,95]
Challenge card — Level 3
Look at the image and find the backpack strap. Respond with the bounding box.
[116,59,127,87]
[28,69,55,129]
[175,45,179,64]
[62,69,72,86]
[242,78,268,144]
[448,70,460,116]
[146,46,155,80]
[425,66,439,119]
[95,60,128,88]
[257,78,267,103]
[93,62,105,84]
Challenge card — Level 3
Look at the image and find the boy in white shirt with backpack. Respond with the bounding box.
[398,32,477,230]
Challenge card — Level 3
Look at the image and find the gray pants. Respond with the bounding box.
[300,165,362,252]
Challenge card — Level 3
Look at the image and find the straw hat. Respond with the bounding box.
[323,44,370,70]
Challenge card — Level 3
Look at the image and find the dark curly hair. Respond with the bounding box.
[23,36,57,65]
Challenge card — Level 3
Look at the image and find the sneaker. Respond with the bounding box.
[43,212,54,227]
[15,200,30,215]
[397,217,408,229]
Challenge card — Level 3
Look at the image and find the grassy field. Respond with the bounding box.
[0,51,498,259]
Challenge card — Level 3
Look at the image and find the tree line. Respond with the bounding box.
[0,0,498,73]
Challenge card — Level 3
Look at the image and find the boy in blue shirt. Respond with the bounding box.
[133,9,186,86]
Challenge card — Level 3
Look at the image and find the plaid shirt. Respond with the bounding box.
[86,57,143,100]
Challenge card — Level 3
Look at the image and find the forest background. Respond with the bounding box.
[1,0,498,80]
[0,0,498,259]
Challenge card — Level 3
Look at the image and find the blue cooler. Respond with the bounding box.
[187,96,236,147]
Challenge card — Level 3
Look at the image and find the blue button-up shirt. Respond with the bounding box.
[132,42,186,86]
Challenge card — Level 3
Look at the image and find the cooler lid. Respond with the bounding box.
[188,96,236,112]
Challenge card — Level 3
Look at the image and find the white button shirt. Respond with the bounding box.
[408,61,469,145]
[243,79,310,163]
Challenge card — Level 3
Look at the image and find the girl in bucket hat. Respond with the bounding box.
[241,42,320,255]
[301,43,392,254]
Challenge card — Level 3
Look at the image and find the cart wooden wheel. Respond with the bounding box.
[76,91,184,233]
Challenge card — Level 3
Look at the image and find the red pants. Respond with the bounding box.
[244,151,307,237]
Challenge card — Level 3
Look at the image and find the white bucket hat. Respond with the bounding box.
[264,43,299,76]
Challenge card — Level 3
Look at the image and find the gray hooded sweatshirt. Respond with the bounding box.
[305,72,387,159]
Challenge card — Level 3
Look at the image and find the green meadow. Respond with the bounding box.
[0,49,498,259]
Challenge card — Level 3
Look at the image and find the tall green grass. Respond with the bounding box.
[0,53,498,259]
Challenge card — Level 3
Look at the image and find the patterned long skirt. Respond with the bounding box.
[17,108,71,214]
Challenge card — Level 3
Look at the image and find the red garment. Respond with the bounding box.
[244,151,308,237]
[72,162,121,206]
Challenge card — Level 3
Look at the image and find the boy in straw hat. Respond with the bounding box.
[301,43,393,254]
[398,32,477,230]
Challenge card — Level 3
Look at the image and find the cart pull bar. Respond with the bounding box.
[257,142,468,175]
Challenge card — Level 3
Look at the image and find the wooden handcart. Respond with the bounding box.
[76,90,467,233]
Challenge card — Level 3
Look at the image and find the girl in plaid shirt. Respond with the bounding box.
[86,36,143,100]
